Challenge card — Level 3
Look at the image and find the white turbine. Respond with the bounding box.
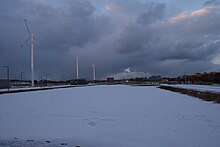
[92,63,96,81]
[21,19,39,87]
[74,57,79,79]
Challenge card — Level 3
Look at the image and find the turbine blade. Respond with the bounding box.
[20,36,31,48]
[24,19,31,36]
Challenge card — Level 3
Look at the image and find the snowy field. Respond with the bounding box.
[163,84,220,93]
[0,85,220,147]
[0,85,72,92]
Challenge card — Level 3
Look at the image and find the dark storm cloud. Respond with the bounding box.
[204,0,220,6]
[116,2,165,54]
[111,1,220,76]
[0,0,108,80]
[0,0,102,51]
[32,0,98,49]
[116,24,155,54]
[0,0,219,80]
[136,2,165,25]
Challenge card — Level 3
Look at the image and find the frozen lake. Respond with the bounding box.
[0,85,220,147]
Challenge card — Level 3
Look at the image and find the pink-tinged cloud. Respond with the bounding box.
[105,3,122,12]
[167,8,209,24]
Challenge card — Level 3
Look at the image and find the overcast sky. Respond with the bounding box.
[0,0,220,80]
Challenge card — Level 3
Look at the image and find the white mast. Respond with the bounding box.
[76,57,79,79]
[30,34,34,87]
[92,64,96,81]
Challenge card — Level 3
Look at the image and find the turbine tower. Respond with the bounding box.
[92,64,96,81]
[74,57,79,79]
[21,19,37,87]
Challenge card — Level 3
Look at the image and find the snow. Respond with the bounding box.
[163,84,220,93]
[0,85,72,92]
[0,85,220,147]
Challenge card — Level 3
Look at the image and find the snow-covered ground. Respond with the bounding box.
[0,85,72,92]
[163,84,220,93]
[0,85,220,147]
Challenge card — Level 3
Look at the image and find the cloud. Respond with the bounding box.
[204,0,220,6]
[112,1,220,76]
[114,2,165,54]
[105,3,122,12]
[136,2,165,25]
[166,8,209,24]
[0,0,219,80]
[191,8,209,17]
[104,0,153,14]
[0,0,103,80]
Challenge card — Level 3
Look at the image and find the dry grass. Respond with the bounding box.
[159,85,220,104]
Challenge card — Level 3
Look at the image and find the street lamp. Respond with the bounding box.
[21,72,25,81]
[45,73,49,81]
[2,66,9,91]
[45,73,49,86]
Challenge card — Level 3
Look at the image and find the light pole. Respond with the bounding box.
[45,73,48,81]
[21,72,25,81]
[45,73,49,86]
[3,66,9,91]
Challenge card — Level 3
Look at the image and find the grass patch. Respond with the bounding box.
[159,85,220,104]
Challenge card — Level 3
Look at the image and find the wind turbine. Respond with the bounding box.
[92,63,96,81]
[21,19,38,87]
[74,57,79,79]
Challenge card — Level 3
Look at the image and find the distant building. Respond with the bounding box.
[71,79,88,85]
[107,77,114,83]
[11,80,31,87]
[161,78,169,83]
[149,75,161,81]
[193,73,202,77]
[202,72,220,83]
